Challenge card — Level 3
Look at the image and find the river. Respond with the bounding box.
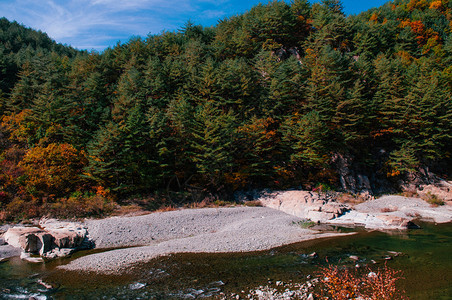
[1,221,451,299]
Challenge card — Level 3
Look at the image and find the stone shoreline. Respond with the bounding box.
[1,192,451,274]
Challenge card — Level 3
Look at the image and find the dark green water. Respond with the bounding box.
[1,222,451,299]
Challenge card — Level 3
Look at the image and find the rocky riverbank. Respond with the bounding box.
[1,190,451,275]
[259,191,452,229]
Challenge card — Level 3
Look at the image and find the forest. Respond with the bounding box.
[0,0,451,220]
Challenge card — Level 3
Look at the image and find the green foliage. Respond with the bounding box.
[0,0,451,217]
[293,219,316,228]
[422,192,445,206]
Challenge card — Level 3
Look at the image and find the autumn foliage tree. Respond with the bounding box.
[19,143,88,199]
[0,0,451,219]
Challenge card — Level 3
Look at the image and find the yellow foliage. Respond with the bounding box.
[19,143,88,198]
[1,110,35,144]
[429,0,443,9]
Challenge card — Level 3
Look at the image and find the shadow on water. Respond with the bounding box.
[1,222,451,299]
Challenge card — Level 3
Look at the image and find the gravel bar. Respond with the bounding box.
[60,206,351,273]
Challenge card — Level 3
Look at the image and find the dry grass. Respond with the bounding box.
[154,205,178,213]
[111,204,150,217]
[422,192,445,207]
[380,206,398,213]
[243,200,263,207]
[337,193,368,205]
[185,199,232,209]
[401,190,419,198]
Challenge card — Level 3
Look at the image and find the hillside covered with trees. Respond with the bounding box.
[0,0,451,220]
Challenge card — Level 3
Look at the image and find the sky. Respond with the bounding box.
[0,0,389,51]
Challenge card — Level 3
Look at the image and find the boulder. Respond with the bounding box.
[3,227,42,249]
[0,244,21,259]
[259,190,350,223]
[40,219,88,249]
[3,222,90,260]
[20,251,44,263]
[49,228,85,249]
[42,247,75,259]
[376,215,413,228]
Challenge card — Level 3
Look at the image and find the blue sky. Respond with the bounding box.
[0,0,389,51]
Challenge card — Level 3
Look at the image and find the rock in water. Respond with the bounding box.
[3,222,89,259]
[20,252,44,263]
[4,227,42,249]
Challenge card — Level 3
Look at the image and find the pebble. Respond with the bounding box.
[388,251,401,257]
[37,279,53,289]
[368,272,377,278]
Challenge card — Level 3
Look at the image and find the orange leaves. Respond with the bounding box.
[95,185,110,197]
[316,264,360,300]
[1,109,35,144]
[369,13,379,23]
[315,263,407,300]
[361,264,407,300]
[409,20,425,35]
[429,0,444,10]
[238,117,276,137]
[399,19,440,48]
[19,143,88,198]
[387,169,401,177]
[371,128,394,138]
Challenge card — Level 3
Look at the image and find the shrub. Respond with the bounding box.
[422,192,445,206]
[293,219,316,229]
[46,194,115,219]
[315,265,361,300]
[315,263,407,300]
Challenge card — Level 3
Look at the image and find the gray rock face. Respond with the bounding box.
[332,153,372,195]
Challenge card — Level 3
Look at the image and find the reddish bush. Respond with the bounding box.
[315,263,407,300]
